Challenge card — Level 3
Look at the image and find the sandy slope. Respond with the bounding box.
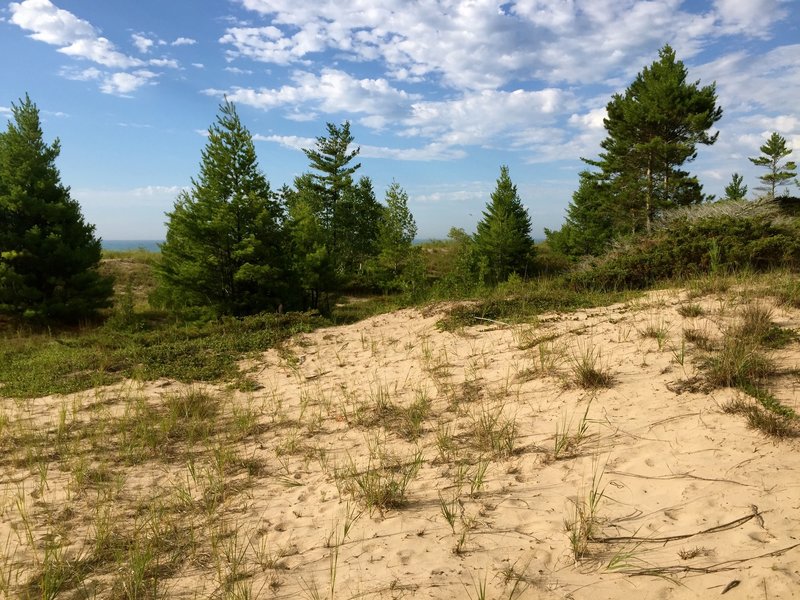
[2,288,799,599]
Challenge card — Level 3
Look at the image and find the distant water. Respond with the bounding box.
[102,240,162,253]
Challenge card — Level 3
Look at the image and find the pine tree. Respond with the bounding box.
[373,181,421,292]
[302,121,361,266]
[724,173,748,201]
[474,165,534,285]
[157,101,285,316]
[749,132,797,199]
[0,95,112,322]
[291,121,382,300]
[553,44,722,256]
[591,44,722,233]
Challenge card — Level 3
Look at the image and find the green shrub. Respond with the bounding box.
[571,207,800,291]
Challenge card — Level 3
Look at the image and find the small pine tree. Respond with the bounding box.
[373,181,420,293]
[474,166,534,285]
[0,95,112,322]
[749,132,797,199]
[157,101,285,316]
[724,173,748,201]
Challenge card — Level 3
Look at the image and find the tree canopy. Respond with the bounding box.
[0,95,112,322]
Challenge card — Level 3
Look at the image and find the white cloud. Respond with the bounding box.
[59,66,102,81]
[0,106,12,116]
[132,185,185,196]
[404,88,577,149]
[100,70,157,95]
[10,0,141,68]
[149,57,180,68]
[171,37,197,46]
[253,133,465,161]
[226,0,764,91]
[192,63,205,69]
[206,68,419,121]
[132,33,154,53]
[224,66,253,75]
[712,0,789,37]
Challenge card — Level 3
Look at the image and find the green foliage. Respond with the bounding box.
[545,171,614,257]
[431,227,482,296]
[0,95,113,322]
[157,101,286,317]
[372,181,423,294]
[552,44,721,257]
[571,202,800,291]
[287,122,385,306]
[724,173,748,201]
[0,311,326,397]
[749,132,797,199]
[474,165,534,285]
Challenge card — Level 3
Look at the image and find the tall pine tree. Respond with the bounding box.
[0,95,112,322]
[157,101,285,316]
[289,121,382,305]
[556,45,722,256]
[474,165,534,285]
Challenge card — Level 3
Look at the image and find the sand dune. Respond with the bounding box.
[2,288,799,598]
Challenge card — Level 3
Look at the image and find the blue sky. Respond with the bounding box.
[1,0,798,241]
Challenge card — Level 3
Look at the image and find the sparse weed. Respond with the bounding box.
[338,448,423,512]
[677,303,705,318]
[553,399,593,460]
[564,459,607,561]
[639,317,670,350]
[469,402,517,458]
[570,343,614,389]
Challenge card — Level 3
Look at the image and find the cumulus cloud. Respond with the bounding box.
[59,66,102,81]
[0,106,12,116]
[171,37,197,46]
[205,68,420,120]
[253,133,465,161]
[226,0,770,91]
[712,0,789,37]
[100,70,157,95]
[149,58,180,68]
[10,0,142,68]
[132,33,154,53]
[224,66,253,75]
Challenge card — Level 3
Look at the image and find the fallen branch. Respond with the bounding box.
[595,510,763,544]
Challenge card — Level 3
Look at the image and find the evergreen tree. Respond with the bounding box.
[553,44,722,256]
[302,121,361,267]
[290,121,382,301]
[337,175,382,282]
[474,165,534,285]
[545,171,614,257]
[283,176,333,310]
[373,181,421,292]
[724,173,748,201]
[157,101,285,316]
[749,132,797,199]
[0,95,112,322]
